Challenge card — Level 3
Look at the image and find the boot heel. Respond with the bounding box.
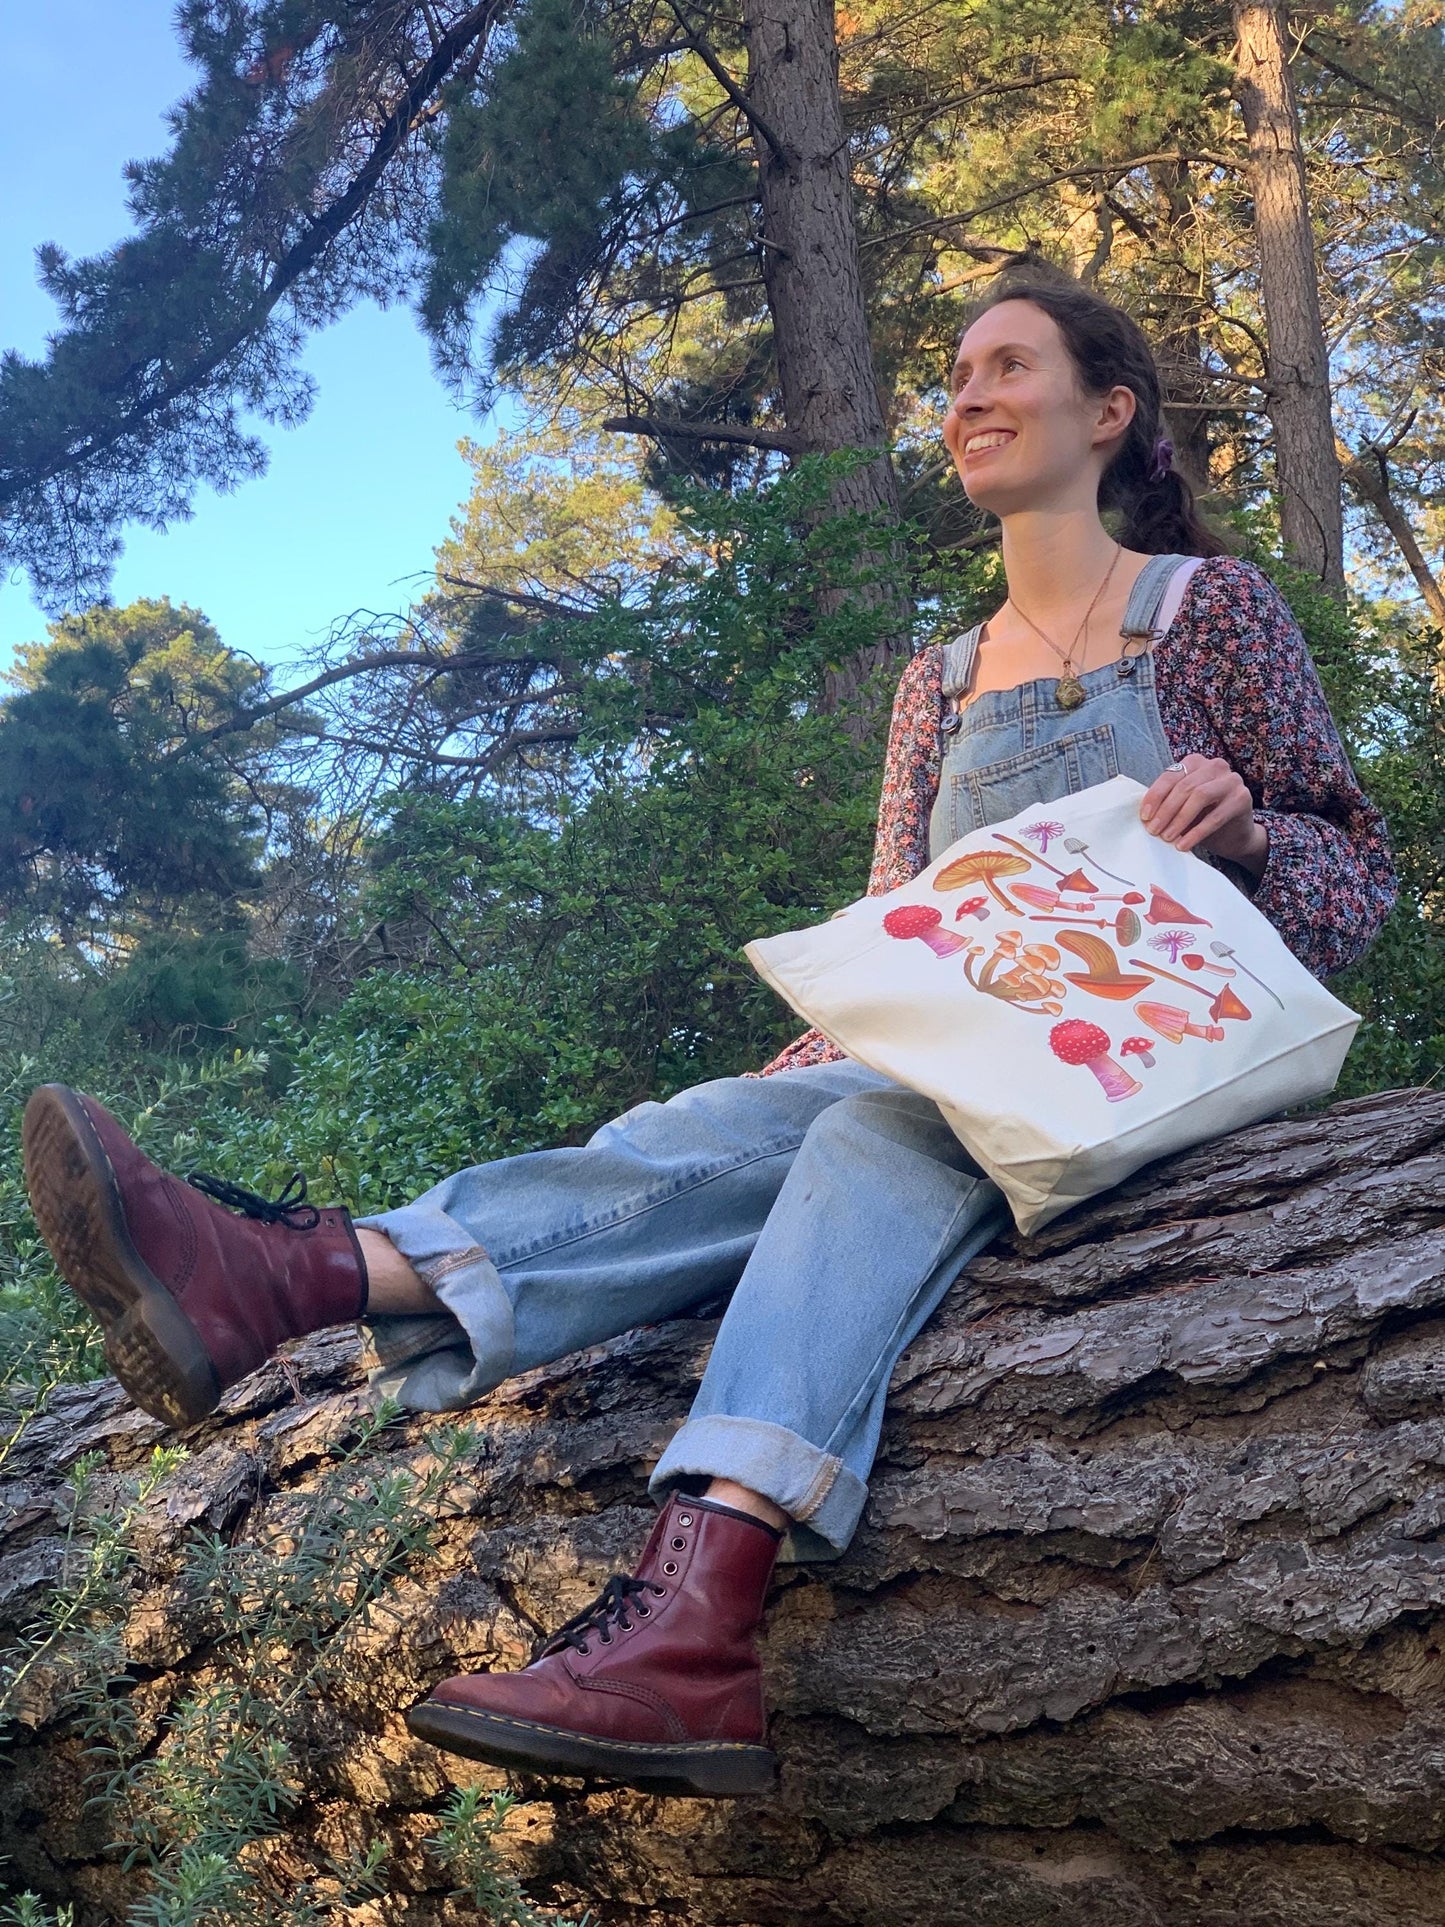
[675,1744,778,1797]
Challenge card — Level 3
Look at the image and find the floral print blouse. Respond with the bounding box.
[758,556,1399,1077]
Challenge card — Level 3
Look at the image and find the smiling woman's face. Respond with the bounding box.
[943,299,1134,515]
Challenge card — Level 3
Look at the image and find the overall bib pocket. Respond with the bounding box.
[941,722,1120,845]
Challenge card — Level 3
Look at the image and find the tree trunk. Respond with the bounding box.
[1232,3,1346,598]
[7,1087,1445,1925]
[740,0,909,715]
[1342,445,1445,636]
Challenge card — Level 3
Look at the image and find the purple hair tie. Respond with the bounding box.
[1149,435,1175,482]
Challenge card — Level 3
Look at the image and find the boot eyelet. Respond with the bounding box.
[578,1642,590,1656]
[662,1561,679,1575]
[670,1536,687,1550]
[652,1584,666,1596]
[636,1603,651,1616]
[599,1631,612,1644]
[677,1513,693,1527]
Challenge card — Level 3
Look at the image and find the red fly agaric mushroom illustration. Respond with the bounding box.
[1144,883,1211,927]
[992,832,1098,895]
[1121,1036,1156,1069]
[1134,1000,1226,1043]
[953,895,990,922]
[934,849,1031,913]
[1021,818,1065,855]
[1050,1019,1142,1101]
[883,904,968,957]
[1055,930,1154,999]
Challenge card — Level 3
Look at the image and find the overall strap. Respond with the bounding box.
[941,624,984,700]
[1120,553,1202,639]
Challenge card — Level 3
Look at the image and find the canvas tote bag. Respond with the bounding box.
[745,774,1359,1234]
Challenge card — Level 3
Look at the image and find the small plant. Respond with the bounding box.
[425,1786,592,1927]
[0,1402,580,1924]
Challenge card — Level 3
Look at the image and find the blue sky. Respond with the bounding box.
[0,3,492,676]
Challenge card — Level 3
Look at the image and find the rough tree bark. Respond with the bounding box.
[739,0,908,715]
[1341,444,1445,635]
[1232,3,1346,598]
[6,1086,1445,1925]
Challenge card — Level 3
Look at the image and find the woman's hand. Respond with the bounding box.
[1139,754,1269,878]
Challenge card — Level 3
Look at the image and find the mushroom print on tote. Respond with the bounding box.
[880,816,1298,1099]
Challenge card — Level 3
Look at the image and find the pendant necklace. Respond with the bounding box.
[1007,543,1122,713]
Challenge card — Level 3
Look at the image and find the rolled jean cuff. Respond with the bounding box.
[649,1414,868,1563]
[354,1198,515,1412]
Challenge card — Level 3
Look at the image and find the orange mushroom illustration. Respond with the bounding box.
[1208,982,1252,1022]
[992,832,1098,895]
[883,904,968,957]
[1050,1019,1142,1100]
[1144,883,1211,927]
[1134,1000,1226,1043]
[934,849,1031,913]
[962,930,1066,1013]
[1055,930,1154,1000]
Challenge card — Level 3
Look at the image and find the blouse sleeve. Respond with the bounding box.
[1196,561,1398,978]
[754,648,944,1075]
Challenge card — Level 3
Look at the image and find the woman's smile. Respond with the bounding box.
[961,427,1017,461]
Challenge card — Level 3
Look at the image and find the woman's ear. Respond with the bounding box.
[1091,383,1137,454]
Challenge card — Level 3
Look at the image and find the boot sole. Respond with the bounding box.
[22,1084,221,1429]
[405,1699,778,1797]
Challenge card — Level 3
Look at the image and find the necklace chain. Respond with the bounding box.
[1005,543,1122,710]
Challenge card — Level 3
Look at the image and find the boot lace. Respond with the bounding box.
[186,1170,321,1231]
[537,1574,661,1658]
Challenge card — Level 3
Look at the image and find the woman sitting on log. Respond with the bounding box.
[21,266,1398,1799]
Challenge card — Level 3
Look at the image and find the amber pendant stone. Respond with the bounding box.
[1055,675,1086,711]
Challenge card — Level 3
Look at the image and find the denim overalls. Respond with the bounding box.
[360,557,1196,1561]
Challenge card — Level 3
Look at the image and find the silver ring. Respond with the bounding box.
[1164,762,1185,773]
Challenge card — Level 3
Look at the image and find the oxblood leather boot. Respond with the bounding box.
[407,1494,782,1796]
[22,1084,368,1429]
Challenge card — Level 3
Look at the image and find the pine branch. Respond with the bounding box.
[0,0,505,510]
[601,412,801,452]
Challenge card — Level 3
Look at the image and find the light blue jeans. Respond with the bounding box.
[357,1060,1009,1560]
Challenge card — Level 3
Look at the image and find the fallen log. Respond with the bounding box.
[3,1085,1445,1925]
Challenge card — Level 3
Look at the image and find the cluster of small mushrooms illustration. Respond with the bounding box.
[881,816,1285,1102]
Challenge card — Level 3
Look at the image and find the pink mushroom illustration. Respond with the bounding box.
[884,903,968,957]
[1148,928,1195,966]
[1121,1036,1156,1070]
[1050,1019,1142,1101]
[1144,884,1211,927]
[1021,818,1065,854]
[1133,1000,1225,1043]
[1015,881,1144,915]
[953,895,990,923]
